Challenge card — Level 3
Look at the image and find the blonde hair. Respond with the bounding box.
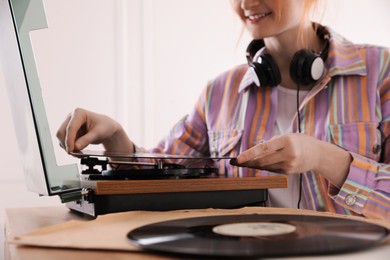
[300,0,326,45]
[273,0,326,46]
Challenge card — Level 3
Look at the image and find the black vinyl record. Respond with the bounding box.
[127,214,389,258]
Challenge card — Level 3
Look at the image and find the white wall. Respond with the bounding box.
[0,0,389,256]
[0,0,123,256]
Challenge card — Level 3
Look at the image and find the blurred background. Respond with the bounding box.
[0,0,389,255]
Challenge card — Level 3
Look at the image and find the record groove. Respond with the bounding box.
[127,214,389,258]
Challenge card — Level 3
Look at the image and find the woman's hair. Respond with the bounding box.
[300,0,326,45]
[274,0,326,45]
[275,0,325,25]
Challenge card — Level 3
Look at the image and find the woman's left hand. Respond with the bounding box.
[232,133,352,187]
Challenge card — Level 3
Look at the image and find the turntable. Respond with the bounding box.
[0,0,287,217]
[62,150,287,216]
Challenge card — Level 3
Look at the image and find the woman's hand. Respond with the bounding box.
[233,133,352,188]
[56,108,134,153]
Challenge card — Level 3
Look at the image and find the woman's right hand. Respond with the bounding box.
[56,108,134,153]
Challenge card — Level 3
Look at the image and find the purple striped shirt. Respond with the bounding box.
[143,26,390,220]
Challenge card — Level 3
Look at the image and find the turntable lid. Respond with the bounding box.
[0,0,81,199]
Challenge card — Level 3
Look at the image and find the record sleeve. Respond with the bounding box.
[127,214,389,258]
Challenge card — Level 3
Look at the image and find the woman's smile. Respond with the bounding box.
[245,12,272,23]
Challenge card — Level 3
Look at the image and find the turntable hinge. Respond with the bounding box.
[59,188,93,203]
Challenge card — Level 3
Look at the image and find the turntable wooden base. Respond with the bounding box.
[67,176,287,217]
[85,175,287,195]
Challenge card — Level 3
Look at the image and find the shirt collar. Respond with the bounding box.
[238,26,367,93]
[238,68,255,93]
[325,27,367,77]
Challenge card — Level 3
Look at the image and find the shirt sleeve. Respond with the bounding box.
[330,53,390,220]
[331,152,390,219]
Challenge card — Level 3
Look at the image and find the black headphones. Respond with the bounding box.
[246,26,330,87]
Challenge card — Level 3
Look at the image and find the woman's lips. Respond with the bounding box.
[246,12,271,23]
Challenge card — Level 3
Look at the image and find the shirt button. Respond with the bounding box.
[373,144,381,154]
[345,194,357,206]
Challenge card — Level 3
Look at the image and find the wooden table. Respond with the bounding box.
[4,206,390,260]
[4,206,171,260]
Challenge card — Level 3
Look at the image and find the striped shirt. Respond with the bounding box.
[145,26,390,220]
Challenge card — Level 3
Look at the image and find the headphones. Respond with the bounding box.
[246,26,330,87]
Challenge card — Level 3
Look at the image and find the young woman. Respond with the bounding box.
[57,0,390,220]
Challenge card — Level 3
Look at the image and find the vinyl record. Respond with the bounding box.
[91,167,217,180]
[127,214,389,258]
[71,150,235,160]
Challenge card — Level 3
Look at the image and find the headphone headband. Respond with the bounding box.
[315,24,330,61]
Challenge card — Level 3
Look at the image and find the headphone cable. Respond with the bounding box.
[296,83,303,209]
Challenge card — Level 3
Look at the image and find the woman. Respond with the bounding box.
[57,0,390,220]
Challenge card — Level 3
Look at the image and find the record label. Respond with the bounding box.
[212,222,296,237]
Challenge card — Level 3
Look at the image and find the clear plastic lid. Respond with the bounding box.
[0,0,81,199]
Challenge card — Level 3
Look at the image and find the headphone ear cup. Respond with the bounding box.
[250,62,267,87]
[251,54,281,87]
[290,49,324,85]
[260,54,281,87]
